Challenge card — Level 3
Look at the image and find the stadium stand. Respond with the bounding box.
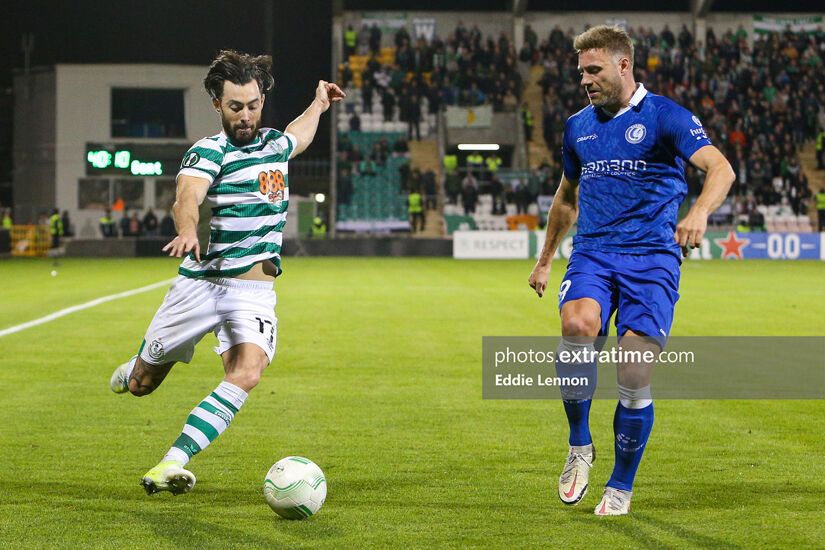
[335,14,825,236]
[525,23,825,233]
[335,19,525,234]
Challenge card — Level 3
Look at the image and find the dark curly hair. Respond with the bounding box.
[204,50,274,101]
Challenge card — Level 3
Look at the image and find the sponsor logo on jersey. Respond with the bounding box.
[576,133,598,143]
[258,170,286,207]
[691,115,702,126]
[625,124,647,144]
[581,159,648,177]
[690,127,709,140]
[181,152,200,168]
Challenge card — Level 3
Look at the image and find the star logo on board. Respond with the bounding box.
[714,231,750,259]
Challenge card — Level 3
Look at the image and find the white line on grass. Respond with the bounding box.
[0,278,175,338]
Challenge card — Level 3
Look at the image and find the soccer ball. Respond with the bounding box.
[264,456,327,519]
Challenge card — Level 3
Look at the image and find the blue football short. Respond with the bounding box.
[558,249,680,348]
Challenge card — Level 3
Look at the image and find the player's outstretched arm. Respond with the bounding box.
[162,174,210,262]
[285,80,346,159]
[675,145,735,256]
[529,174,579,298]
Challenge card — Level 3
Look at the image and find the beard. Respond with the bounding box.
[586,77,623,110]
[222,116,260,145]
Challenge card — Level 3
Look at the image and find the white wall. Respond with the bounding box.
[54,64,215,233]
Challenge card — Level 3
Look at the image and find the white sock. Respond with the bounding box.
[125,355,138,380]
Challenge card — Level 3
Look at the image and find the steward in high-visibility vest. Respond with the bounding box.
[49,209,63,248]
[816,189,825,232]
[485,154,502,173]
[408,192,422,213]
[100,210,116,238]
[310,217,327,239]
[345,27,357,56]
[408,191,424,233]
[521,104,533,141]
[443,154,458,174]
[466,152,484,167]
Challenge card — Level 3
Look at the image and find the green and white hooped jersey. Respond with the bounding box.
[176,128,297,279]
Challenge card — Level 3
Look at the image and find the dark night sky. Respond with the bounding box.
[2,0,334,153]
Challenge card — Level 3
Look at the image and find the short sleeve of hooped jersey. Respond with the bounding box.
[178,137,227,184]
[283,132,299,160]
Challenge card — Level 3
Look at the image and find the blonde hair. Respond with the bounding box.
[573,25,634,66]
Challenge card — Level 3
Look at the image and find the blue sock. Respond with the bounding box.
[607,402,654,491]
[555,341,597,447]
[562,399,593,446]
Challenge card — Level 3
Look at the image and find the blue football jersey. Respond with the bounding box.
[562,84,713,258]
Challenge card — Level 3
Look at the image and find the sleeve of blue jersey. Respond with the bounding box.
[561,120,581,180]
[657,100,714,162]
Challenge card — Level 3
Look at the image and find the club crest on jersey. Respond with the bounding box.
[269,189,285,207]
[625,124,646,144]
[148,339,164,360]
[267,139,285,155]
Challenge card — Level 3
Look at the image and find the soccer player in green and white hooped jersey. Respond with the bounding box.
[109,50,345,495]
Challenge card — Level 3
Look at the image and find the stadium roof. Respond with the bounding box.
[345,0,825,11]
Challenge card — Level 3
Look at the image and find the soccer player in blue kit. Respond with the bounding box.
[528,26,734,515]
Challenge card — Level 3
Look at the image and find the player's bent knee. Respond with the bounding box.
[561,315,600,337]
[127,379,155,397]
[226,367,263,391]
[127,358,171,396]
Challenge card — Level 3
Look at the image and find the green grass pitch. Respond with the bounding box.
[0,256,823,549]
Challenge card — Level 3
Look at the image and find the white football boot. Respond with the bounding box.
[110,355,137,394]
[594,486,632,516]
[558,444,594,505]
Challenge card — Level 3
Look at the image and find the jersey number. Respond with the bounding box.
[559,280,572,302]
[255,316,275,348]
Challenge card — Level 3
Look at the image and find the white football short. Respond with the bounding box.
[139,275,278,365]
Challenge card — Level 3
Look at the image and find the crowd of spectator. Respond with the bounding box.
[99,207,175,238]
[341,20,524,130]
[530,23,825,221]
[339,19,825,229]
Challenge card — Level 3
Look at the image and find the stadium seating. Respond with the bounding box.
[337,87,437,137]
[337,131,410,231]
[527,25,824,226]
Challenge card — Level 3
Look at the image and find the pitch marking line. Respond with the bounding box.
[0,278,175,338]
